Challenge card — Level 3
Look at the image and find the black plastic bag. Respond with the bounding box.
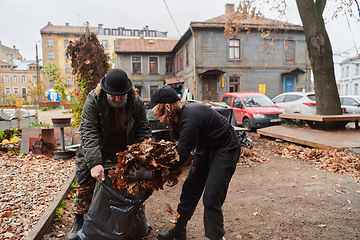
[77,167,151,240]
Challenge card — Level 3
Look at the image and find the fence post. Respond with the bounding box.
[18,108,22,129]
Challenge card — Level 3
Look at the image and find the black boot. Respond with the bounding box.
[157,226,186,240]
[157,216,187,240]
[67,214,84,240]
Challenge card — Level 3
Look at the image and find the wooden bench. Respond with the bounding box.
[280,114,360,130]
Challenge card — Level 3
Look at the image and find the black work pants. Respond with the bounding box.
[177,145,241,240]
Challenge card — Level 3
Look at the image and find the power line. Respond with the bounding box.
[345,14,359,55]
[162,0,182,37]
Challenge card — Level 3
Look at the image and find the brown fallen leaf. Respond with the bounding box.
[238,191,245,193]
[318,224,326,228]
[347,200,352,204]
[253,210,258,216]
[166,204,173,215]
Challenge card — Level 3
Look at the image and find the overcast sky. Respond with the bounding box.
[0,0,359,79]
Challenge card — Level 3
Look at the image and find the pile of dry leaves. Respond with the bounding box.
[0,153,75,239]
[272,144,360,179]
[108,138,182,195]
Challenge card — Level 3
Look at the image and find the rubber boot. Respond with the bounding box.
[157,216,187,240]
[67,214,84,240]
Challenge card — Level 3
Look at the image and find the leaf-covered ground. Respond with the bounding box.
[0,153,75,239]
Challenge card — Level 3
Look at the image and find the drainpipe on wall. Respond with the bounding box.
[190,26,196,100]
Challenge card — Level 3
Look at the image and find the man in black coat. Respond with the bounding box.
[67,69,151,240]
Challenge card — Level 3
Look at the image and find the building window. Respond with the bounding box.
[64,40,69,47]
[65,65,71,73]
[48,52,54,59]
[21,75,26,83]
[102,40,109,50]
[149,57,158,74]
[355,64,360,76]
[285,40,295,62]
[5,75,10,82]
[5,87,10,95]
[47,39,54,47]
[166,57,174,74]
[346,66,349,77]
[66,78,71,86]
[13,75,18,83]
[132,56,141,74]
[65,52,70,60]
[112,29,120,35]
[186,44,189,66]
[32,76,36,83]
[123,29,132,36]
[49,78,54,86]
[22,87,27,99]
[13,87,19,95]
[148,30,156,37]
[229,77,240,92]
[133,30,139,36]
[150,85,158,97]
[229,39,240,60]
[104,29,110,35]
[355,83,359,95]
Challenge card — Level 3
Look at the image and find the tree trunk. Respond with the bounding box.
[295,0,341,115]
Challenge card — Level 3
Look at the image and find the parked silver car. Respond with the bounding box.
[272,92,316,115]
[340,95,360,113]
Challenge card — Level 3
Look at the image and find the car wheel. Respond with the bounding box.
[243,119,252,131]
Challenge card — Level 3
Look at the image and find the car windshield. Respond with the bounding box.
[241,95,275,107]
[353,96,360,102]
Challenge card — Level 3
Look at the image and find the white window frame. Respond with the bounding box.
[5,75,10,82]
[354,83,359,95]
[346,66,349,77]
[229,38,241,61]
[64,40,69,47]
[355,63,360,76]
[47,39,54,47]
[102,40,109,50]
[65,65,71,73]
[48,52,55,59]
[13,75,18,83]
[13,87,19,95]
[66,77,71,86]
[21,75,26,83]
[5,87,10,95]
[32,76,36,83]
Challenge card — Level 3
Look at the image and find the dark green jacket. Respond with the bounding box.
[75,84,151,184]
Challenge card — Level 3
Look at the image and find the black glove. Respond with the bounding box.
[127,162,154,180]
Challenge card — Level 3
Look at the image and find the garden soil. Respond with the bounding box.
[40,108,360,240]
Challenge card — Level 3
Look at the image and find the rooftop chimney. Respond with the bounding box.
[226,4,234,14]
[98,24,103,29]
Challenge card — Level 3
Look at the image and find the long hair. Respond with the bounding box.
[154,101,183,131]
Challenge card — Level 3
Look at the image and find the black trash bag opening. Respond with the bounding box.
[77,167,151,240]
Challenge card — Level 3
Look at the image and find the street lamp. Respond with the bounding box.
[35,41,41,105]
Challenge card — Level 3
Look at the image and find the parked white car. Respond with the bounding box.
[272,92,316,115]
[340,96,360,113]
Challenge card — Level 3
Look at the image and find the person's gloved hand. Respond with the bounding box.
[127,162,154,180]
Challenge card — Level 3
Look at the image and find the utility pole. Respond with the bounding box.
[35,42,40,105]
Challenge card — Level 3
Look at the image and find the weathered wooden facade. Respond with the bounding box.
[113,38,179,98]
[173,4,311,101]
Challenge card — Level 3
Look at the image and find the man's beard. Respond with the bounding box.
[107,94,128,108]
